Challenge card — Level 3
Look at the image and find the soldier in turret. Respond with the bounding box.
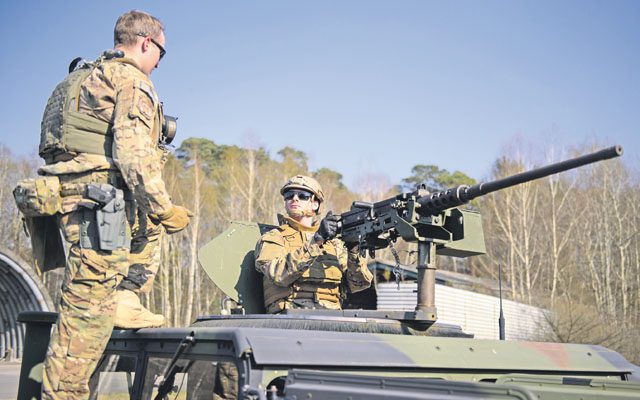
[255,175,373,313]
[36,10,191,399]
[214,175,374,399]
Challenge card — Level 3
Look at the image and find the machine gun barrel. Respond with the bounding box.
[417,145,623,216]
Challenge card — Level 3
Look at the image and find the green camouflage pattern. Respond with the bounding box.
[95,323,640,399]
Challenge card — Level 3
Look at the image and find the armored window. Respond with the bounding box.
[89,354,138,398]
[141,357,230,400]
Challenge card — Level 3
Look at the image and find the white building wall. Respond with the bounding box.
[377,282,549,340]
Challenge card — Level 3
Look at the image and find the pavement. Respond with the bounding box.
[0,362,20,400]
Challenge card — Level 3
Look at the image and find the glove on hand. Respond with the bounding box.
[316,211,339,242]
[150,205,193,234]
[345,241,360,253]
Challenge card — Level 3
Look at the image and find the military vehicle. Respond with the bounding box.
[17,145,640,399]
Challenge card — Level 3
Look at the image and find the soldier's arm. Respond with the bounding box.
[344,248,373,293]
[255,231,323,287]
[111,74,173,215]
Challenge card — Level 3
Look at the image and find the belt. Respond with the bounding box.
[59,172,130,199]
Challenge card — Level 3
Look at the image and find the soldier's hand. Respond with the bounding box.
[150,205,193,234]
[316,211,339,242]
[345,242,359,253]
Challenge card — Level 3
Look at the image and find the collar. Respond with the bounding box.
[278,214,319,233]
[113,57,143,72]
[100,50,144,73]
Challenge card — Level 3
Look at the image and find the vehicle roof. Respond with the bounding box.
[108,325,637,376]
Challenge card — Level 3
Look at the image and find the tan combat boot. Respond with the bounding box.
[113,289,165,329]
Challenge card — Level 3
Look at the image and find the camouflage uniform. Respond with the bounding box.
[119,210,163,294]
[255,215,373,313]
[40,55,172,399]
[214,215,373,400]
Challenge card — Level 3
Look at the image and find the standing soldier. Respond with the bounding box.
[35,10,191,399]
[255,175,373,313]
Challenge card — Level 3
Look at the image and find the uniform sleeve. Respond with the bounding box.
[344,248,373,293]
[254,230,324,287]
[111,75,173,215]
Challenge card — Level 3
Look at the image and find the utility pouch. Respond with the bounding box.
[81,183,130,251]
[23,215,66,274]
[13,176,62,217]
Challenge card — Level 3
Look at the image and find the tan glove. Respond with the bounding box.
[149,205,193,234]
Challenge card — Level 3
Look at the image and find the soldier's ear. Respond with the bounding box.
[312,200,319,211]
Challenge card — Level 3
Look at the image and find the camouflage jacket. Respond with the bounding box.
[255,214,373,313]
[38,56,172,216]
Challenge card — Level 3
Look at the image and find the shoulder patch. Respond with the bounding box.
[135,88,155,120]
[125,79,158,126]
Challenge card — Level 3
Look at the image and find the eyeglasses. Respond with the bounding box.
[283,190,313,201]
[137,33,166,60]
[150,37,166,60]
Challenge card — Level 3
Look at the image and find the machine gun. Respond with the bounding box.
[336,145,623,323]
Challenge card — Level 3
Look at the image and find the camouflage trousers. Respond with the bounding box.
[212,362,239,400]
[41,244,128,400]
[118,226,162,294]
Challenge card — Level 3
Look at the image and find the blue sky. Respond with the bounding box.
[1,1,638,189]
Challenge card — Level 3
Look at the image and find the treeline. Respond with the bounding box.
[0,139,638,363]
[478,144,640,362]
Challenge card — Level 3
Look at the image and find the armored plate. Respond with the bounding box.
[438,209,487,257]
[198,221,275,313]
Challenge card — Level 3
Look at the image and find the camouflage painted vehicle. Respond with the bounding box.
[18,145,640,399]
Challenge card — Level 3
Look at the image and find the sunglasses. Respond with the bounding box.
[283,190,313,201]
[137,33,166,60]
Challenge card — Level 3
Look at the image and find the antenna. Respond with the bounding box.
[498,263,505,340]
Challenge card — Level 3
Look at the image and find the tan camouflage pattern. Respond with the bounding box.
[280,175,325,202]
[255,215,373,313]
[13,175,62,217]
[212,362,239,400]
[149,204,192,234]
[40,57,171,399]
[38,57,173,216]
[120,211,163,293]
[41,244,128,399]
[107,61,172,216]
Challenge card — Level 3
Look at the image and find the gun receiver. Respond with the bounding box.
[336,145,623,326]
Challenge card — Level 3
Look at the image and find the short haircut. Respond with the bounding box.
[114,10,164,47]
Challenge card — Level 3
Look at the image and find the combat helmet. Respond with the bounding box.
[280,175,324,203]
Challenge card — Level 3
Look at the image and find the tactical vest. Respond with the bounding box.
[40,59,109,164]
[39,56,162,165]
[262,223,345,312]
